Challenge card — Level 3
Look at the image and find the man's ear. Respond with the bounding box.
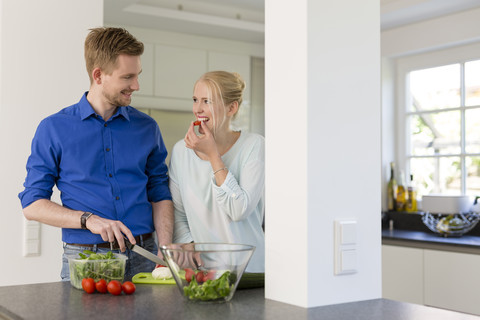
[228,101,239,117]
[92,68,102,84]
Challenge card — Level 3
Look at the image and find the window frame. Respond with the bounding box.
[395,42,480,196]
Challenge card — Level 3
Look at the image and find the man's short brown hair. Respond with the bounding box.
[84,27,144,83]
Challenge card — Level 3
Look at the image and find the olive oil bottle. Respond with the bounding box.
[387,162,397,211]
[406,174,417,212]
[396,170,407,212]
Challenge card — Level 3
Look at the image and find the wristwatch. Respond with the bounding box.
[81,212,93,229]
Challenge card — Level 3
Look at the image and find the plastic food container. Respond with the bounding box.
[422,195,472,214]
[67,253,127,289]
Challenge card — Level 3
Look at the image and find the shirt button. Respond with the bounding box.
[104,123,107,127]
[106,148,110,152]
[109,173,113,177]
[116,196,120,200]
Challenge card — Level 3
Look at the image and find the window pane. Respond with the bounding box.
[466,108,480,153]
[410,157,461,196]
[465,60,480,107]
[409,64,460,111]
[409,111,460,155]
[466,156,480,196]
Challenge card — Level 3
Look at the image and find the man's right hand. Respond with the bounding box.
[85,215,136,252]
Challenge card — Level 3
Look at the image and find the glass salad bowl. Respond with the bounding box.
[159,243,255,303]
[422,212,480,237]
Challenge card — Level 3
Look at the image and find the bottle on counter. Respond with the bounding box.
[396,170,408,212]
[406,174,417,212]
[387,162,397,211]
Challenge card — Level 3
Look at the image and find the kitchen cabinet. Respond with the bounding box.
[133,43,253,113]
[424,249,480,315]
[208,51,251,104]
[382,245,424,305]
[383,244,480,315]
[154,44,207,100]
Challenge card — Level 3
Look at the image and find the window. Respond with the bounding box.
[403,59,480,197]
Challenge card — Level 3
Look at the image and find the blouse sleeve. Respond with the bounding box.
[169,144,194,243]
[212,136,265,222]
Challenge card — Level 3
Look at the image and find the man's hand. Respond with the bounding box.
[85,215,136,252]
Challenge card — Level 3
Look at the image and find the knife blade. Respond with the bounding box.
[124,238,167,266]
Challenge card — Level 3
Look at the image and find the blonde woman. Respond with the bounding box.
[169,71,265,272]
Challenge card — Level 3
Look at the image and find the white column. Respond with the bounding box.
[0,0,103,286]
[265,0,381,307]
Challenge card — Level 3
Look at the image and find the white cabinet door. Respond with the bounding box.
[154,45,207,99]
[138,43,154,96]
[382,245,424,305]
[208,51,251,103]
[424,249,480,316]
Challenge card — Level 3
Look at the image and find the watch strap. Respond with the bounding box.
[81,212,93,230]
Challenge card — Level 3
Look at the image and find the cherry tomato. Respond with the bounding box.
[122,281,136,295]
[95,279,108,294]
[193,120,201,126]
[155,264,165,268]
[185,268,195,283]
[82,278,95,294]
[204,270,216,281]
[195,271,204,284]
[107,280,122,296]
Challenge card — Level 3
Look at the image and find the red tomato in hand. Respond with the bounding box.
[107,280,122,296]
[122,281,136,295]
[95,279,108,294]
[195,271,204,284]
[82,278,95,294]
[185,268,195,283]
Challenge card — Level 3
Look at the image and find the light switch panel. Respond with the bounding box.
[23,219,41,257]
[340,221,356,245]
[334,220,357,275]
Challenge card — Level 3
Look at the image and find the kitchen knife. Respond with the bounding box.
[124,238,167,266]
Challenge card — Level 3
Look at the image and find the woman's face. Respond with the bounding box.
[192,81,225,134]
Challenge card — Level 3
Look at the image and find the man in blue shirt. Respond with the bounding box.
[18,27,173,281]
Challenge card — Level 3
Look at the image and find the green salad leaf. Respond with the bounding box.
[70,250,124,289]
[183,271,234,301]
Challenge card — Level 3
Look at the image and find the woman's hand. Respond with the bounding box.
[184,121,219,160]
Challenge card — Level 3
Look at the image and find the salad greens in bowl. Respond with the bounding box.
[67,250,127,289]
[160,243,255,303]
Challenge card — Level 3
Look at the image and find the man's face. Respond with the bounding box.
[101,54,141,107]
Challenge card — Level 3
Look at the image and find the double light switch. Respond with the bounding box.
[23,219,41,257]
[334,220,357,275]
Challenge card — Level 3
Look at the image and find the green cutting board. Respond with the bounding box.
[132,270,185,284]
[132,272,177,284]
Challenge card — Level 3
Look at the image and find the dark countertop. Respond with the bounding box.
[382,211,480,254]
[1,281,479,320]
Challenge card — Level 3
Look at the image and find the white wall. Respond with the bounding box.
[0,0,103,286]
[265,0,381,307]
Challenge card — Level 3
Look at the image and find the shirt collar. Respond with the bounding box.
[79,92,131,122]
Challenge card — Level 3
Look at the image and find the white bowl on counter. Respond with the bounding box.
[422,194,472,214]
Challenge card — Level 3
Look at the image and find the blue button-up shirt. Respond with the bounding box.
[19,93,172,244]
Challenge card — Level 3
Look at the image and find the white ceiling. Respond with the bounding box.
[104,0,480,43]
